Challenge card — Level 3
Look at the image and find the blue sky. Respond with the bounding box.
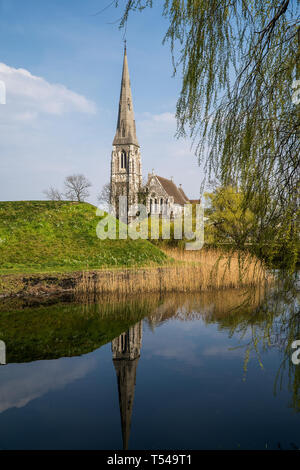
[0,0,204,204]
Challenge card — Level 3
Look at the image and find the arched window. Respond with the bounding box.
[120,150,127,169]
[121,121,125,137]
[160,198,163,214]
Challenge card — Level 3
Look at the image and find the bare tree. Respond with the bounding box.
[64,174,91,202]
[97,182,111,209]
[43,186,63,201]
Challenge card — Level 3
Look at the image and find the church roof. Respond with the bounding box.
[113,46,139,147]
[178,186,190,203]
[156,175,190,206]
[189,199,201,204]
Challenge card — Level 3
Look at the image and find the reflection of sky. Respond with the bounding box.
[143,318,246,370]
[132,316,299,450]
[0,354,97,413]
[0,297,297,450]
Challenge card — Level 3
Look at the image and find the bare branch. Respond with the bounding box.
[64,174,92,202]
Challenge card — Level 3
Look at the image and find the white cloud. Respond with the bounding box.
[136,111,205,199]
[150,112,176,124]
[0,62,97,118]
[138,111,176,136]
[203,346,244,357]
[0,355,97,413]
[0,63,102,203]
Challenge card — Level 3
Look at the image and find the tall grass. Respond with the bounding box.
[76,247,273,296]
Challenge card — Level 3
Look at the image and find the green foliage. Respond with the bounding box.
[0,201,167,273]
[146,210,197,249]
[205,185,256,249]
[205,184,299,268]
[116,0,300,272]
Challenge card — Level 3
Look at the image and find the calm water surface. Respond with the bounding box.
[0,287,299,450]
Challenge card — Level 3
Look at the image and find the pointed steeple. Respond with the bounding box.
[113,45,139,147]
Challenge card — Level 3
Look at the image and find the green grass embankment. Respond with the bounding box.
[0,200,167,274]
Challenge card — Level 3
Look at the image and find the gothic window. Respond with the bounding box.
[121,150,127,169]
[121,121,125,137]
[127,98,131,110]
[160,198,163,214]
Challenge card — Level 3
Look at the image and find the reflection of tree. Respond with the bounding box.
[144,285,300,413]
[269,289,299,413]
[0,296,154,363]
[201,285,300,413]
[2,280,298,416]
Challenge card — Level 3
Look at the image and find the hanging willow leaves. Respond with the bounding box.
[115,0,300,270]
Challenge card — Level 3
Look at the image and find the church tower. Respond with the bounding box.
[110,45,142,221]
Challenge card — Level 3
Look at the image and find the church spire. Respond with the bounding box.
[113,45,139,147]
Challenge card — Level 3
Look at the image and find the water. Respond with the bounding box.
[0,287,299,450]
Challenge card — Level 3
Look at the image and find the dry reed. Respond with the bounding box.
[76,248,273,296]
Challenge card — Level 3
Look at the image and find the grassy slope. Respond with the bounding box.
[0,201,167,273]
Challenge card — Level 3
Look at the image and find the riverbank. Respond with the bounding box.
[0,201,274,299]
[0,248,272,299]
[0,200,167,274]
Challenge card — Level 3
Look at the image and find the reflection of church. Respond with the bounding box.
[111,321,143,450]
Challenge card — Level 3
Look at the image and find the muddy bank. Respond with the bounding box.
[0,272,80,299]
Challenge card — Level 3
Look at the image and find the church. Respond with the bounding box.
[110,46,194,221]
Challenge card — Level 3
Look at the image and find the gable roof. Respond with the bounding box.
[189,199,201,204]
[156,175,189,205]
[178,186,189,203]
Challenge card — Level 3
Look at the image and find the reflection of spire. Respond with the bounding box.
[0,340,6,365]
[112,321,143,450]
